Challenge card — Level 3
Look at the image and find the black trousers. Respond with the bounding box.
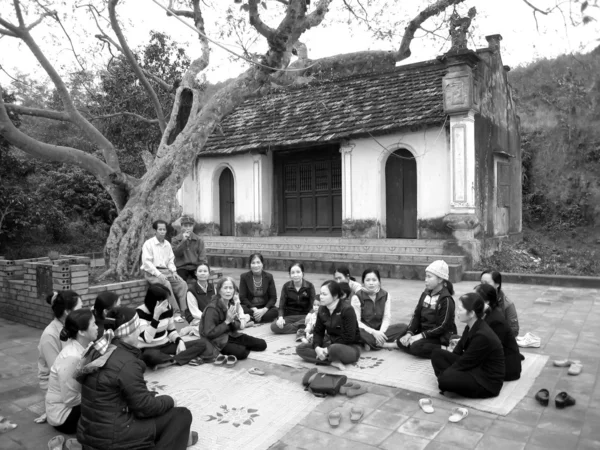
[431,348,495,399]
[176,267,196,283]
[53,405,81,435]
[154,406,192,450]
[221,334,267,360]
[141,340,209,368]
[396,324,442,359]
[241,305,279,323]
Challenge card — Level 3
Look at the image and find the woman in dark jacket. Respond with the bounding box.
[431,293,505,398]
[397,260,457,358]
[199,277,267,360]
[239,253,278,323]
[296,280,362,371]
[475,284,522,381]
[271,262,316,335]
[76,307,197,450]
[93,291,121,338]
[184,262,216,325]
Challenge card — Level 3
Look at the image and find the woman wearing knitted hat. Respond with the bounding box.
[396,260,457,358]
[76,307,198,449]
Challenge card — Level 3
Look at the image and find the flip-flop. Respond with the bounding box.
[448,407,468,423]
[214,354,227,366]
[339,382,357,395]
[418,398,435,414]
[48,435,65,450]
[65,438,83,450]
[188,431,199,446]
[34,413,47,424]
[226,355,237,367]
[555,391,576,408]
[568,362,583,376]
[346,385,368,398]
[535,388,550,406]
[0,416,17,433]
[328,410,342,428]
[188,358,203,367]
[248,367,265,376]
[553,359,580,367]
[350,407,364,423]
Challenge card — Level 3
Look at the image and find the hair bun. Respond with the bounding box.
[59,327,69,342]
[103,317,117,331]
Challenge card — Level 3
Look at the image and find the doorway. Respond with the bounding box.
[219,168,235,236]
[385,149,417,238]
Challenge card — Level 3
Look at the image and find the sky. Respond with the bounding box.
[0,0,598,87]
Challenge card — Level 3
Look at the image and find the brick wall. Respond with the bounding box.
[0,256,147,329]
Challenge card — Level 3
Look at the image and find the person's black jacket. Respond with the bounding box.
[278,279,315,317]
[485,307,522,381]
[185,280,215,323]
[77,340,174,450]
[313,300,360,348]
[451,319,505,396]
[406,288,457,345]
[239,271,277,310]
[199,297,241,351]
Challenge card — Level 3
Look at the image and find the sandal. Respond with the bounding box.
[248,367,265,376]
[339,382,356,395]
[188,358,203,367]
[553,358,580,367]
[65,438,83,450]
[226,355,237,367]
[188,431,199,447]
[350,407,364,423]
[0,416,17,433]
[568,362,583,376]
[48,435,65,450]
[346,385,368,398]
[328,410,342,428]
[418,398,435,414]
[535,388,550,406]
[214,355,227,366]
[448,407,468,423]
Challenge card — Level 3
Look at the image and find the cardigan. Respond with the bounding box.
[406,288,457,345]
[498,290,520,337]
[278,279,316,317]
[312,300,361,348]
[351,288,392,333]
[38,318,65,390]
[239,271,277,310]
[485,306,522,381]
[451,319,505,395]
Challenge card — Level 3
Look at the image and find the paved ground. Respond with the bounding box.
[1,268,599,449]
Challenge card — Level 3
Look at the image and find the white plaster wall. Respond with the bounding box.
[180,152,273,227]
[348,127,450,223]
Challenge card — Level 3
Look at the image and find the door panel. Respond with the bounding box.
[219,168,234,236]
[386,149,417,238]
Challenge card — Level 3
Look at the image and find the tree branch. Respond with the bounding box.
[4,104,71,121]
[0,27,18,37]
[181,0,210,88]
[0,17,19,33]
[13,0,25,27]
[108,0,166,133]
[89,111,159,125]
[305,0,334,28]
[249,0,277,39]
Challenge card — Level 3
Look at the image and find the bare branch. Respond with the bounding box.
[4,103,71,121]
[108,0,166,133]
[0,17,19,33]
[89,111,160,125]
[181,0,210,87]
[306,0,334,28]
[0,27,18,37]
[397,0,467,61]
[26,10,55,31]
[249,0,277,39]
[13,0,25,27]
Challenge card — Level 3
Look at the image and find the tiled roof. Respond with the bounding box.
[201,59,447,155]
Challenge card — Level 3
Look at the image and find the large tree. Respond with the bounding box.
[0,0,588,279]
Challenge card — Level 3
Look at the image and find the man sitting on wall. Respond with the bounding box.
[171,215,207,283]
[141,220,188,323]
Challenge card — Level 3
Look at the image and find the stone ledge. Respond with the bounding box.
[462,271,600,289]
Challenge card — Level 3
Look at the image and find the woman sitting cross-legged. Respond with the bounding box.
[184,262,216,326]
[296,280,362,371]
[45,309,98,434]
[199,277,267,360]
[137,284,213,369]
[480,269,520,337]
[76,307,198,450]
[475,283,522,381]
[431,293,505,398]
[351,269,405,350]
[239,253,279,324]
[271,263,316,336]
[396,260,457,358]
[93,291,121,338]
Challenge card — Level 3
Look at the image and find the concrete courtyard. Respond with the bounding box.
[1,268,599,450]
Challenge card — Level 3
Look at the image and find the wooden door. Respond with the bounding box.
[219,168,234,236]
[276,146,342,235]
[385,149,417,238]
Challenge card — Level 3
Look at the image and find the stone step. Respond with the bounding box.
[202,236,448,249]
[207,254,464,283]
[207,248,465,265]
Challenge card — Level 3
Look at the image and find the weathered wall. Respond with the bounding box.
[0,256,147,329]
[474,45,523,246]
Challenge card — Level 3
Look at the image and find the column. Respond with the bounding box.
[449,111,476,215]
[252,153,262,223]
[340,141,354,220]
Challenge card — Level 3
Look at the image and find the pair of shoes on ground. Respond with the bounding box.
[516,332,541,348]
[328,407,364,427]
[0,416,17,434]
[339,382,367,398]
[214,354,237,367]
[535,389,576,408]
[553,358,583,375]
[418,399,468,423]
[48,436,81,450]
